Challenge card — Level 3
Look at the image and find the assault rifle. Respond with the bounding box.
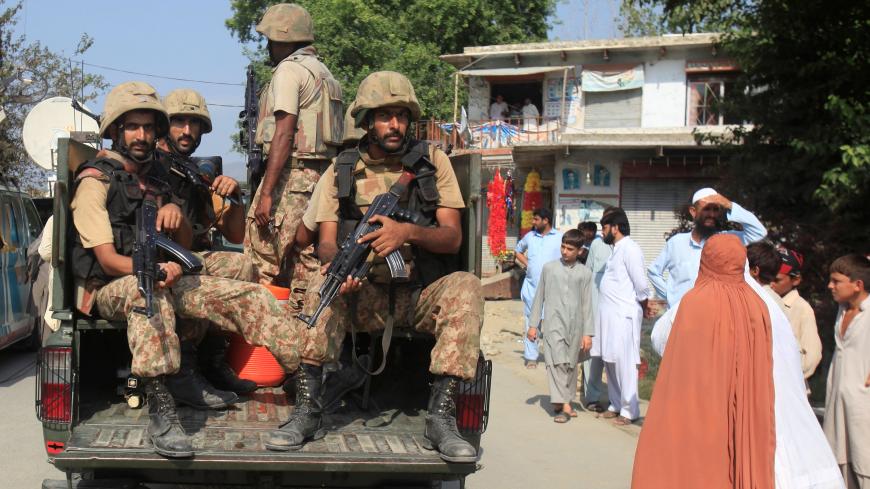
[132,198,204,317]
[297,172,421,328]
[240,65,264,194]
[159,151,242,206]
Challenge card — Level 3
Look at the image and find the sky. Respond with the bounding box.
[15,0,621,182]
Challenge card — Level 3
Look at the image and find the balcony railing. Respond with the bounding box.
[415,117,562,151]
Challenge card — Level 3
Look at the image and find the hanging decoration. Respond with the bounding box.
[504,169,515,224]
[486,170,507,257]
[520,169,543,237]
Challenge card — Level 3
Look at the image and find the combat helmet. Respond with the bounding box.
[256,3,314,43]
[99,81,169,139]
[351,71,422,128]
[163,89,212,134]
[342,104,365,145]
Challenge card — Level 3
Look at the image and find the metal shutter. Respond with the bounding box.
[621,179,709,298]
[584,89,642,128]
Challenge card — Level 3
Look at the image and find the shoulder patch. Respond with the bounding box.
[76,168,110,182]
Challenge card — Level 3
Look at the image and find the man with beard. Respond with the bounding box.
[156,89,258,405]
[648,187,767,308]
[593,208,651,425]
[245,3,343,306]
[266,72,484,464]
[71,82,304,458]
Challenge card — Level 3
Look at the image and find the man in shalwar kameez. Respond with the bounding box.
[528,229,594,422]
[593,209,650,425]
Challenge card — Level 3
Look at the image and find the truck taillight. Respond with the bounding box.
[455,355,492,435]
[36,347,73,425]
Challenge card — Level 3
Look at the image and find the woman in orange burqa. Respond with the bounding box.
[632,234,775,489]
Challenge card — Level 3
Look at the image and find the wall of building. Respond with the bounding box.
[641,59,687,128]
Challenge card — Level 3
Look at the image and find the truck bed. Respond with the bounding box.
[53,387,474,478]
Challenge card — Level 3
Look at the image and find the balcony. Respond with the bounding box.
[414,117,562,152]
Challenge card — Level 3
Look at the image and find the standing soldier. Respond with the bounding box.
[71,81,303,459]
[265,72,484,464]
[245,3,343,304]
[157,88,258,402]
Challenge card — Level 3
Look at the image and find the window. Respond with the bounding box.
[687,75,739,126]
[23,200,42,240]
[584,88,642,129]
[4,203,20,249]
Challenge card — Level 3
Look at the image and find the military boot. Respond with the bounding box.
[143,376,194,458]
[266,364,326,451]
[422,375,477,463]
[320,355,369,413]
[199,333,257,395]
[166,341,238,410]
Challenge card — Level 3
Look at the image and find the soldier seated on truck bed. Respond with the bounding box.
[155,88,259,407]
[265,72,485,463]
[70,81,303,459]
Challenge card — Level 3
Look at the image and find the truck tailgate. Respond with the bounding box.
[53,388,474,476]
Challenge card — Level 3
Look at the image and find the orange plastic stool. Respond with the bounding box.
[226,284,290,387]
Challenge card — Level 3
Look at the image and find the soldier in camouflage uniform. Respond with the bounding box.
[244,3,343,298]
[158,89,259,400]
[70,82,302,459]
[266,72,484,464]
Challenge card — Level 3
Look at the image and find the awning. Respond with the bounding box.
[457,66,571,77]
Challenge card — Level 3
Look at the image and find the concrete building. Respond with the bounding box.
[439,33,740,290]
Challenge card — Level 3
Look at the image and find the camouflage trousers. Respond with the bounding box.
[94,274,300,378]
[288,244,320,313]
[177,251,257,343]
[244,165,321,284]
[297,272,484,380]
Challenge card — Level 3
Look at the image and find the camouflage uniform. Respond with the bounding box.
[243,4,342,286]
[298,272,484,380]
[176,251,257,343]
[95,274,301,378]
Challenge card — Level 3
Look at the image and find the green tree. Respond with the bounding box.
[226,0,557,119]
[627,0,869,393]
[0,0,107,192]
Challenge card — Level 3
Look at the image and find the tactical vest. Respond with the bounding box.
[255,49,343,160]
[154,149,215,252]
[70,158,171,286]
[335,140,459,289]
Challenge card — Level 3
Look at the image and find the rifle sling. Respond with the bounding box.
[349,284,395,377]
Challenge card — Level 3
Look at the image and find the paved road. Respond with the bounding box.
[0,349,64,488]
[0,299,638,488]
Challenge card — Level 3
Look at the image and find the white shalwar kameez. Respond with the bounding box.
[651,270,844,489]
[592,236,649,420]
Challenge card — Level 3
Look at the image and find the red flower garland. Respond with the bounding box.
[487,171,507,257]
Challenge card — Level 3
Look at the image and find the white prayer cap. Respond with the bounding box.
[692,187,718,204]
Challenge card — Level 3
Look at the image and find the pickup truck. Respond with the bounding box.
[36,138,491,489]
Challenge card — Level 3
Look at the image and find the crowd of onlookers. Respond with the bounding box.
[514,187,869,488]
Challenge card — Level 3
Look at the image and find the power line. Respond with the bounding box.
[73,59,245,87]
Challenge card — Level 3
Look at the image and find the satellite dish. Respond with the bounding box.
[23,96,99,170]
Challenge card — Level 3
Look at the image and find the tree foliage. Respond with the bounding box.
[226,0,557,119]
[626,0,869,382]
[0,0,107,192]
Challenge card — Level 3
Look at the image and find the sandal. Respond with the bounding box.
[525,361,537,369]
[554,412,571,423]
[602,411,619,419]
[613,416,634,426]
[586,402,604,413]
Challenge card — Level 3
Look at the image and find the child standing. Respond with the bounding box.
[770,248,822,379]
[824,254,870,488]
[527,229,595,422]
